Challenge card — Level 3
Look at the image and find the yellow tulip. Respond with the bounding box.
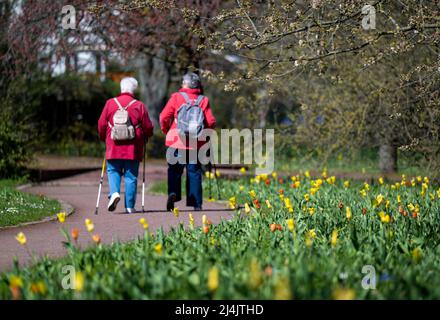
[307,229,317,239]
[332,287,355,300]
[173,207,179,217]
[85,219,94,233]
[379,211,391,223]
[265,200,272,209]
[239,185,245,192]
[331,229,338,247]
[154,243,163,254]
[378,177,384,185]
[286,219,294,232]
[344,181,350,188]
[9,275,23,288]
[189,213,194,228]
[304,194,310,202]
[373,194,384,207]
[229,197,236,209]
[15,232,27,246]
[305,170,310,178]
[139,218,149,230]
[412,247,422,262]
[207,266,219,292]
[249,190,256,198]
[248,258,262,289]
[202,214,207,225]
[274,275,292,300]
[30,281,47,295]
[240,167,246,174]
[346,207,352,221]
[244,203,251,214]
[74,272,85,292]
[57,212,66,224]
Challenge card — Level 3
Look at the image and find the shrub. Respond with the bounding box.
[0,100,33,178]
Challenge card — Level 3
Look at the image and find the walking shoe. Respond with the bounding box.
[167,193,177,211]
[107,192,121,212]
[194,206,202,211]
[125,208,137,214]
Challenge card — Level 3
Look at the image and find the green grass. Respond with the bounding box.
[275,148,427,176]
[150,176,225,201]
[1,173,440,299]
[0,180,61,228]
[149,180,170,195]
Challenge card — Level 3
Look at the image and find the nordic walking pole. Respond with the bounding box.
[94,157,106,215]
[142,140,147,213]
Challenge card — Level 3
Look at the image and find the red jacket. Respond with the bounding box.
[159,88,216,149]
[98,92,154,161]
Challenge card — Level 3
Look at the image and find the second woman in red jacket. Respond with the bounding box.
[159,73,216,211]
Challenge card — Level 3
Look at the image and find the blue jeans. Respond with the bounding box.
[107,159,140,209]
[167,148,203,208]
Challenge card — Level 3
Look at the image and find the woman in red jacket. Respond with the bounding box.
[98,77,154,213]
[159,73,216,211]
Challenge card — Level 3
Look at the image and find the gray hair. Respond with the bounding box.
[120,77,138,94]
[182,73,201,89]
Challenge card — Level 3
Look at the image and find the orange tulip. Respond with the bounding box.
[203,225,210,234]
[270,224,277,232]
[71,228,79,241]
[10,286,21,300]
[92,234,101,244]
[264,266,273,277]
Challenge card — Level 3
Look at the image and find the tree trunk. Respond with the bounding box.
[134,51,170,127]
[379,144,397,173]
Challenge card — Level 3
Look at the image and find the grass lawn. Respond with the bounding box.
[2,172,440,299]
[0,180,61,228]
[150,176,225,202]
[275,148,428,177]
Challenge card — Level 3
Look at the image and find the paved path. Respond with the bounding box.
[0,163,232,272]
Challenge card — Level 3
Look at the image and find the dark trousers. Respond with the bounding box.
[167,148,203,208]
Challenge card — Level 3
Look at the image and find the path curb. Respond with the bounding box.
[0,184,75,231]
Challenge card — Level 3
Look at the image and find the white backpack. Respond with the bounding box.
[108,98,139,141]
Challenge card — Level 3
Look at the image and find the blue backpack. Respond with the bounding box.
[176,92,205,139]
